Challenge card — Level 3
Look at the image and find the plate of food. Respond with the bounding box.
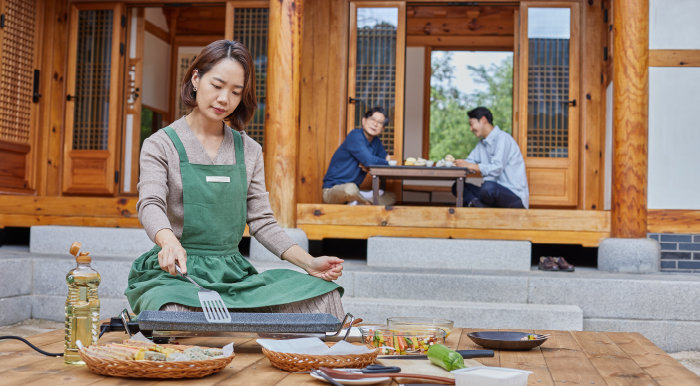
[467,331,549,350]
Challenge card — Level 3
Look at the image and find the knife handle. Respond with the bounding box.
[457,349,494,358]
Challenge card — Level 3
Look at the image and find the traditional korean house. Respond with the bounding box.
[0,0,698,272]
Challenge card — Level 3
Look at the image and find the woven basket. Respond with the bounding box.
[79,346,235,379]
[262,344,378,372]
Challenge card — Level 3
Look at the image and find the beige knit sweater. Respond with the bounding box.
[136,117,294,257]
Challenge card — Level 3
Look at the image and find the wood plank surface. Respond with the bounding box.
[538,330,607,385]
[608,332,700,385]
[0,329,697,385]
[572,331,656,385]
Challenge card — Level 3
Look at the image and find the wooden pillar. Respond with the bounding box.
[265,0,303,228]
[611,0,648,238]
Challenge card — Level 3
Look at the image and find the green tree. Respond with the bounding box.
[428,53,513,160]
[466,56,513,134]
[428,53,476,160]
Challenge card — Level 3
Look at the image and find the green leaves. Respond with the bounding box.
[429,53,513,161]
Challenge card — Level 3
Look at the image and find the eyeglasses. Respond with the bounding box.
[366,117,386,127]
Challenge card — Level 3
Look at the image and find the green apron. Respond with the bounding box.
[125,126,341,316]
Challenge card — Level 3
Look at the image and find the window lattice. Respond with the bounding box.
[526,38,569,158]
[0,0,35,145]
[233,8,268,147]
[353,21,397,154]
[72,9,113,150]
[175,53,198,120]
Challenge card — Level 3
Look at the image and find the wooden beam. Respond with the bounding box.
[145,20,169,43]
[647,209,700,234]
[265,0,302,227]
[406,35,513,49]
[611,0,648,238]
[297,204,610,232]
[580,0,606,210]
[299,224,607,247]
[649,50,700,67]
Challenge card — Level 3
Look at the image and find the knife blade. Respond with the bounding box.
[378,349,494,360]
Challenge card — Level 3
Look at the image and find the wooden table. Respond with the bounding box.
[1,328,697,385]
[368,165,470,206]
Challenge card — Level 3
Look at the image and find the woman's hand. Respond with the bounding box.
[154,228,187,276]
[282,245,344,281]
[306,255,344,281]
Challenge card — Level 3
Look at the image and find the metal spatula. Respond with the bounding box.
[175,264,232,323]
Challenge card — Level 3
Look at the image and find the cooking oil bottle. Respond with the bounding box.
[64,242,101,365]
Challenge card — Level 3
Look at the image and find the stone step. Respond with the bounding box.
[342,297,583,331]
[367,236,531,271]
[30,225,153,258]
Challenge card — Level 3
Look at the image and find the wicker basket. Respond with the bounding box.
[261,344,378,372]
[79,346,235,379]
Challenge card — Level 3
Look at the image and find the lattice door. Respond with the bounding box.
[0,0,38,192]
[347,2,405,160]
[62,3,125,195]
[517,3,580,207]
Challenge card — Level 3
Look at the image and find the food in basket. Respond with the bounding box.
[81,339,226,362]
[404,157,417,165]
[359,326,446,355]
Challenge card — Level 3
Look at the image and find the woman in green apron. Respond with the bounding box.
[125,40,344,319]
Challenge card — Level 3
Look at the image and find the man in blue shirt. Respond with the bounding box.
[453,107,529,208]
[323,107,396,205]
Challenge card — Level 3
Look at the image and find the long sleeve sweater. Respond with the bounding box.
[136,117,294,257]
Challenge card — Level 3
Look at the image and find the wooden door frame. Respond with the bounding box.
[517,1,580,207]
[347,1,406,163]
[63,2,126,195]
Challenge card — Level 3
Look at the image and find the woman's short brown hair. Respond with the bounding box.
[180,40,257,131]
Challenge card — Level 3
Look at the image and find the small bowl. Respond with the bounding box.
[387,317,454,340]
[425,160,434,167]
[388,160,398,166]
[359,326,446,355]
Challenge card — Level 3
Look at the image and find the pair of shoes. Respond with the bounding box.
[538,256,575,272]
[468,198,486,207]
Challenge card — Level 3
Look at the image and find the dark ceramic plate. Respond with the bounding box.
[467,331,548,350]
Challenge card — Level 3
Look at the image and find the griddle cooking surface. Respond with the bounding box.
[137,311,341,333]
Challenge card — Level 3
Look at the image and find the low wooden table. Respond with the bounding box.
[369,165,470,206]
[1,328,697,385]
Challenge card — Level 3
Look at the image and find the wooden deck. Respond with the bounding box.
[0,328,697,385]
[298,204,611,246]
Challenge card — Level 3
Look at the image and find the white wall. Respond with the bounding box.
[648,68,700,209]
[650,0,700,49]
[645,0,700,209]
[142,32,171,113]
[404,47,424,159]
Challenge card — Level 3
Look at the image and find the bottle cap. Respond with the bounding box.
[69,241,81,257]
[76,251,91,264]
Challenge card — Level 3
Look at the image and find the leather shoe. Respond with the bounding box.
[538,256,559,271]
[555,257,575,272]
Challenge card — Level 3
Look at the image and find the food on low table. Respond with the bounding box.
[360,326,446,355]
[81,339,226,362]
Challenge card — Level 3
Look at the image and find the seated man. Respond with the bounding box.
[452,107,529,208]
[323,107,396,205]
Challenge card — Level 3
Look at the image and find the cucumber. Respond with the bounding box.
[427,344,465,371]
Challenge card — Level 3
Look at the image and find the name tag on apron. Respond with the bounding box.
[206,176,231,183]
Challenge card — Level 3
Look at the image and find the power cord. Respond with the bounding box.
[0,325,111,357]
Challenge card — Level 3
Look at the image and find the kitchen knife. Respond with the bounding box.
[378,349,494,360]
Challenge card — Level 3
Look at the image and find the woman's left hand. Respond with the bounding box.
[306,256,344,281]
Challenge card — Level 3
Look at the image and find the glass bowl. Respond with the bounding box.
[359,326,446,355]
[386,317,455,340]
